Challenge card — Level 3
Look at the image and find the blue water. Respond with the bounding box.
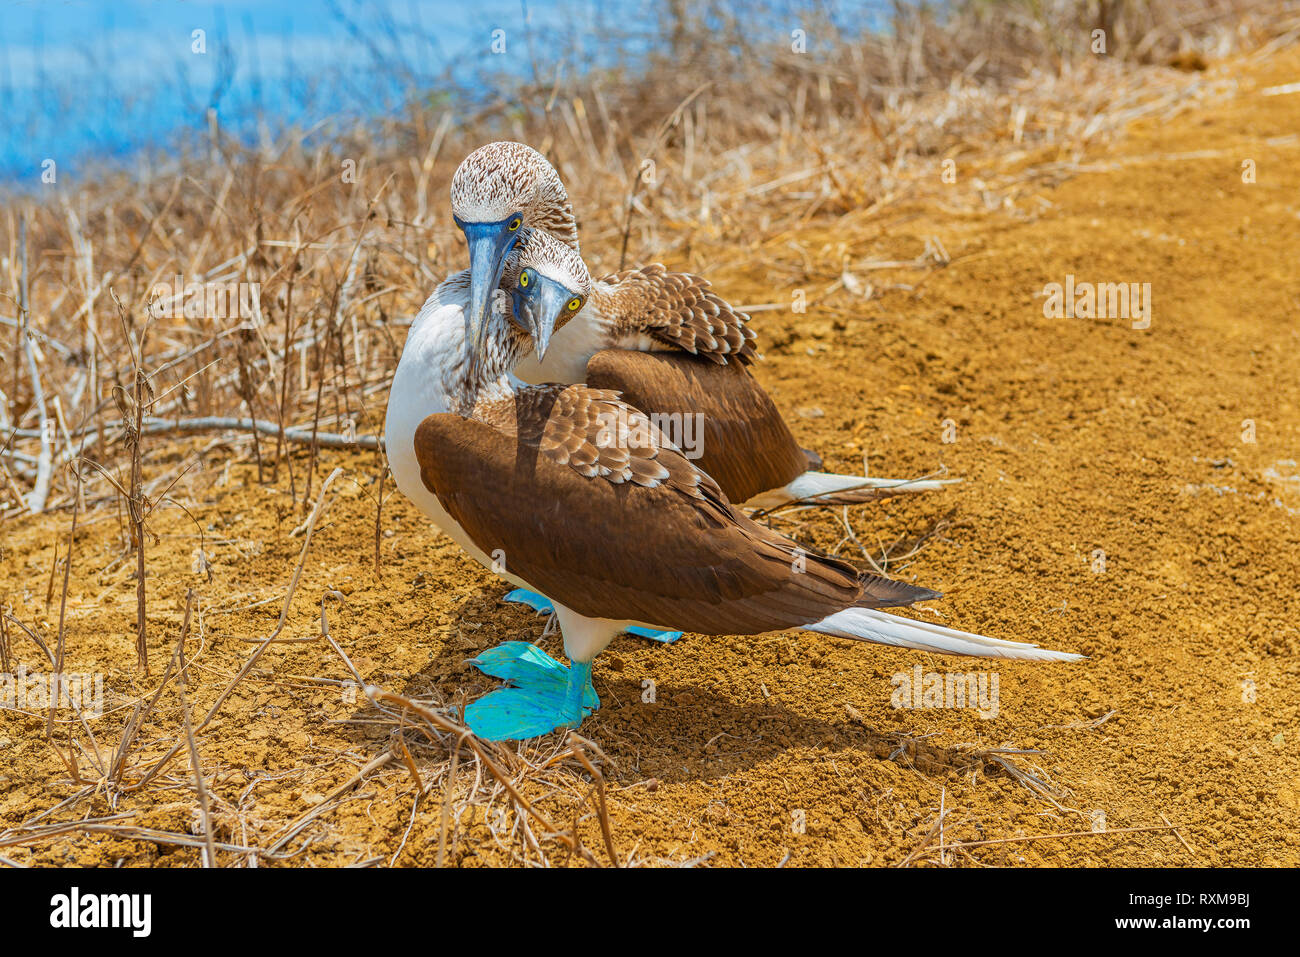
[0,0,894,187]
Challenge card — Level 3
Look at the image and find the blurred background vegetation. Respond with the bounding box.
[0,0,1295,517]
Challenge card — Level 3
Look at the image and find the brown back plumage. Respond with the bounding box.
[596,264,757,364]
[415,384,937,635]
[585,349,811,505]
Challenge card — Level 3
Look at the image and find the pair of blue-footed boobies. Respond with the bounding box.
[385,141,1080,741]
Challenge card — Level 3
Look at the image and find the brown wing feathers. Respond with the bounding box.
[599,264,757,364]
[586,349,811,505]
[415,385,937,635]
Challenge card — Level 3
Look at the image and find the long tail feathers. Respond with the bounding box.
[805,607,1084,662]
[749,471,960,509]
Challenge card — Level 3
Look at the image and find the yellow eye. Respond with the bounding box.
[519,271,530,287]
[567,297,582,311]
[508,217,522,231]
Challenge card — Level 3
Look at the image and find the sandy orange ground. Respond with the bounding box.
[1,46,1298,867]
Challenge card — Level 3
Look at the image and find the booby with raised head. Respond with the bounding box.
[450,141,952,509]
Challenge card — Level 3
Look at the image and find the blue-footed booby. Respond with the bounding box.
[450,142,955,630]
[403,229,1082,742]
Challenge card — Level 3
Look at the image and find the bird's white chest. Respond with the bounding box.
[384,303,517,580]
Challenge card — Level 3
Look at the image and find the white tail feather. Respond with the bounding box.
[804,607,1083,662]
[746,471,959,509]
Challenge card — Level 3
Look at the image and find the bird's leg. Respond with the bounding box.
[561,659,594,727]
[503,590,682,643]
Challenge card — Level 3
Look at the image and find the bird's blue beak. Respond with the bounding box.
[512,276,576,362]
[459,216,523,361]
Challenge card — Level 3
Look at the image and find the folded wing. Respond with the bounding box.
[414,384,937,635]
[586,349,810,505]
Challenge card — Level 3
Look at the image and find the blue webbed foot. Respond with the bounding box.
[465,643,598,741]
[502,588,555,615]
[464,687,587,740]
[624,625,684,644]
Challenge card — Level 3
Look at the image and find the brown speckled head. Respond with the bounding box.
[504,227,592,359]
[450,142,580,251]
[506,228,591,308]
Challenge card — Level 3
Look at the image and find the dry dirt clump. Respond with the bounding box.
[2,13,1300,867]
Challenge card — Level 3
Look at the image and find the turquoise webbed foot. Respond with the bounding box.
[502,590,682,644]
[503,588,555,615]
[625,625,684,644]
[465,642,598,741]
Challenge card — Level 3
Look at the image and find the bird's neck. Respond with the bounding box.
[581,282,623,340]
[530,201,580,252]
[451,314,532,417]
[403,288,532,417]
[583,279,656,354]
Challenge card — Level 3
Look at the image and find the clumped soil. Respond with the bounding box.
[2,47,1298,867]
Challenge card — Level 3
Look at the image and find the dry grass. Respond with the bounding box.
[1,0,1297,867]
